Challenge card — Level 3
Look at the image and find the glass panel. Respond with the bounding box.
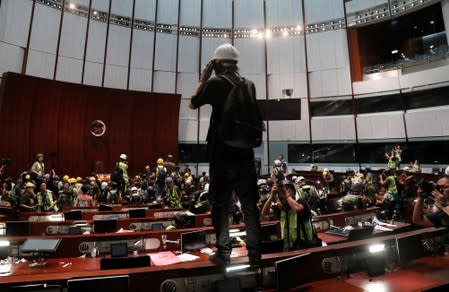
[312,144,356,163]
[310,99,353,116]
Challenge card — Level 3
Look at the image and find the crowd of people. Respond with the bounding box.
[1,146,449,254]
[0,153,211,218]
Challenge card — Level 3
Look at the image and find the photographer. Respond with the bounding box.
[261,180,321,251]
[413,175,449,227]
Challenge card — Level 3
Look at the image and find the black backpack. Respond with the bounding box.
[156,167,166,184]
[110,164,123,183]
[218,75,265,149]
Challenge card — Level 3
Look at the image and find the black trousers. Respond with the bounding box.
[209,159,261,259]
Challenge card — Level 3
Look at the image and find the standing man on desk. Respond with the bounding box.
[189,43,263,267]
[413,175,449,227]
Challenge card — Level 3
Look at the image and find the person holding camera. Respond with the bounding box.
[412,175,449,227]
[189,43,261,267]
[261,180,321,251]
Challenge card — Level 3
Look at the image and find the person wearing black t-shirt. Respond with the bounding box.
[189,43,261,267]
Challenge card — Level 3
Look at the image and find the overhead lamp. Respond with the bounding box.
[265,29,272,39]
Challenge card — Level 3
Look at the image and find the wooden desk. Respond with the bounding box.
[16,207,183,221]
[0,227,445,291]
[317,221,412,245]
[314,207,380,227]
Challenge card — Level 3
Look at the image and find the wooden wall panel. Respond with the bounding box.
[0,72,180,178]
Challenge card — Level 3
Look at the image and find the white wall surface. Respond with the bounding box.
[1,0,449,163]
[356,112,406,140]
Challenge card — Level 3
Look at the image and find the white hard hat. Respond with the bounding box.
[274,160,282,167]
[213,43,239,61]
[120,154,127,160]
[101,181,108,190]
[297,176,305,182]
[445,166,449,176]
[257,179,267,186]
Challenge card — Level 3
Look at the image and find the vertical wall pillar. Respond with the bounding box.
[441,0,449,46]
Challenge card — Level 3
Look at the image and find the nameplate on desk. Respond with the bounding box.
[154,211,178,218]
[47,225,90,235]
[129,221,171,231]
[29,214,64,222]
[93,214,128,221]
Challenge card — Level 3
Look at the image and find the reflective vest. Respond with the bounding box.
[280,191,314,251]
[117,161,129,183]
[167,186,181,208]
[37,190,57,212]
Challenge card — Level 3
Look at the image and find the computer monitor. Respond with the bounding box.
[261,239,284,254]
[275,253,313,292]
[148,203,162,209]
[347,226,374,241]
[0,245,9,259]
[261,222,280,241]
[396,234,426,267]
[151,223,164,231]
[67,275,129,292]
[20,238,61,253]
[68,226,82,234]
[64,210,82,221]
[98,204,113,211]
[110,243,128,258]
[6,221,30,236]
[128,208,146,218]
[181,230,207,253]
[94,219,118,233]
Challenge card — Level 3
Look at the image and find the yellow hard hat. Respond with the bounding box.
[89,176,96,182]
[69,178,77,184]
[25,174,31,180]
[157,158,164,165]
[25,182,35,188]
[76,177,82,182]
[63,175,69,182]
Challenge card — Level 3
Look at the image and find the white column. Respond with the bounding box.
[441,0,449,46]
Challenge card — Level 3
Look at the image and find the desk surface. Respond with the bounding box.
[0,247,249,285]
[318,221,411,245]
[1,226,444,291]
